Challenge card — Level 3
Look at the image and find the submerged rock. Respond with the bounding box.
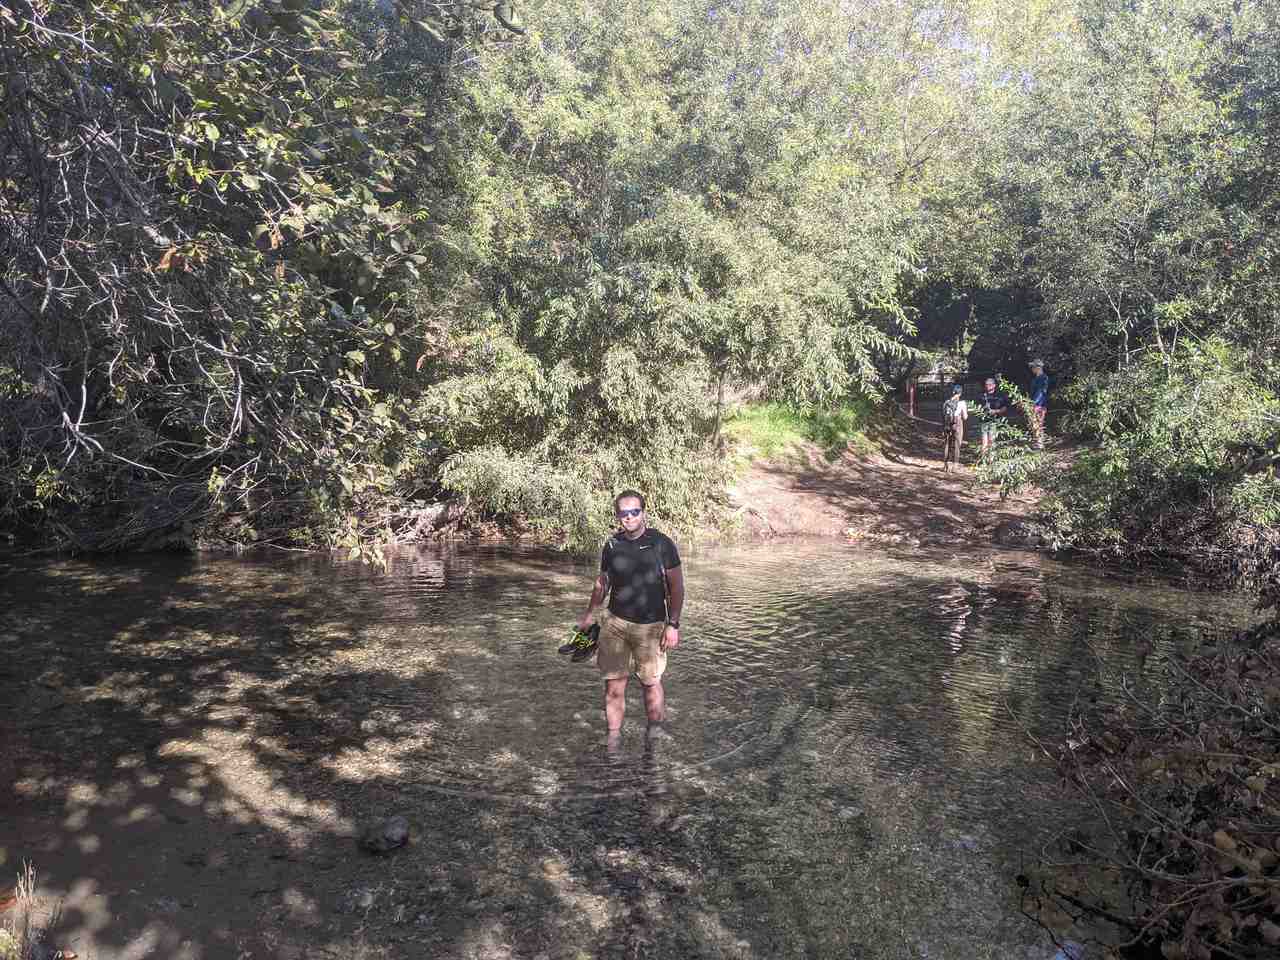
[359,814,410,854]
[335,884,378,915]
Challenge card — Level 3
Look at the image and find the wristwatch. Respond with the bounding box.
[666,619,680,629]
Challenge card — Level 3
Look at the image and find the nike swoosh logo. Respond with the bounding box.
[638,545,651,550]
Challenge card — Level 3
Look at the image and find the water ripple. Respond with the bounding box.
[237,541,1252,816]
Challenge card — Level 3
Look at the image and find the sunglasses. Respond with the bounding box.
[616,507,643,518]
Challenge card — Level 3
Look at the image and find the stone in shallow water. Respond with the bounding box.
[359,814,410,854]
[335,884,378,915]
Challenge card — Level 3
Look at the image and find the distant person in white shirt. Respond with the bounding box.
[942,383,967,472]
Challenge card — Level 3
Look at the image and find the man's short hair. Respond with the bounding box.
[985,377,996,385]
[613,489,646,512]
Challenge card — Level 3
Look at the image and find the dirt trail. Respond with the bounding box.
[727,413,1039,547]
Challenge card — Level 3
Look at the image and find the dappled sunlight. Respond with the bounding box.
[530,769,560,796]
[2,543,1256,958]
[324,733,434,782]
[455,917,519,960]
[687,910,759,960]
[537,856,612,934]
[157,731,352,835]
[485,748,520,768]
[280,886,323,927]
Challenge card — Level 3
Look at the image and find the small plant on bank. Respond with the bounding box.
[1,862,61,960]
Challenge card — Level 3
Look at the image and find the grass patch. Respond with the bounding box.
[724,398,879,463]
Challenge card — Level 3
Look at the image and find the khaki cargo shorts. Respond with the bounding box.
[597,613,667,684]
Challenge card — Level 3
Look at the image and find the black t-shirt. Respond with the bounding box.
[978,391,1009,418]
[601,528,681,624]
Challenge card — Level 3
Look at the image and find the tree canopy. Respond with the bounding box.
[2,0,1278,559]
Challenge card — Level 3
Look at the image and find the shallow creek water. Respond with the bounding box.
[0,542,1258,960]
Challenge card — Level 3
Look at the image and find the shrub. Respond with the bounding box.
[1042,340,1279,573]
[440,439,727,553]
[440,446,607,548]
[1027,633,1280,958]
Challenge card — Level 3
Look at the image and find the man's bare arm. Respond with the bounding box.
[577,573,609,629]
[661,565,685,651]
[665,565,684,623]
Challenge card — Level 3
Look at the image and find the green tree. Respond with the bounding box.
[0,0,517,554]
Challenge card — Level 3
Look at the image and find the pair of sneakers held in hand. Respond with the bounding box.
[558,623,600,662]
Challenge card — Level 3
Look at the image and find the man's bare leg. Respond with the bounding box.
[604,677,628,731]
[642,680,673,741]
[641,680,665,724]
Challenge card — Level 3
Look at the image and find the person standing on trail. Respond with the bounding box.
[942,383,968,471]
[576,491,684,741]
[977,377,1009,460]
[1029,360,1050,449]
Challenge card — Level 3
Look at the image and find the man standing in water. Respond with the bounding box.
[576,490,684,740]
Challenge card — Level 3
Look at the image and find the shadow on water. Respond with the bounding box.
[0,542,1256,959]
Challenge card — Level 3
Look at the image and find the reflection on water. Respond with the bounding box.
[0,542,1256,959]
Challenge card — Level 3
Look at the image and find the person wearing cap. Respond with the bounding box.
[977,377,1009,460]
[942,383,967,470]
[1029,360,1050,449]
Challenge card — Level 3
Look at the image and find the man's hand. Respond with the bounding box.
[661,625,679,652]
[576,613,595,631]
